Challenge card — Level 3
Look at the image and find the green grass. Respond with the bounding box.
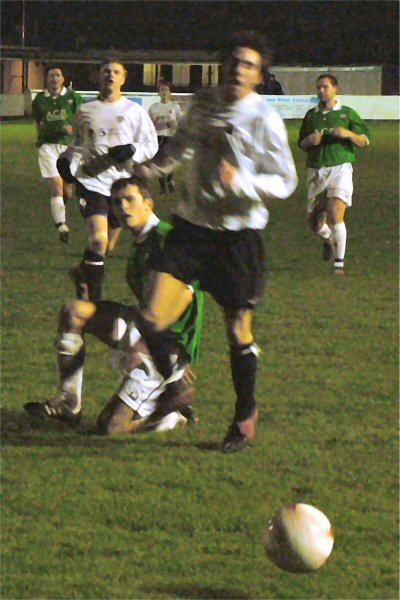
[1,119,398,599]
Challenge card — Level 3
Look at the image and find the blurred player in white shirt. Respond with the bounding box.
[148,82,182,194]
[135,31,298,453]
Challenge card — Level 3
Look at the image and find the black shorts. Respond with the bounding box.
[76,182,120,229]
[154,216,266,309]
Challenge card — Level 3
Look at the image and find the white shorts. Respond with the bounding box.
[116,351,185,418]
[307,163,353,212]
[38,143,68,178]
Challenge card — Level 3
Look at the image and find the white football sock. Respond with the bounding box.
[50,196,66,226]
[332,222,347,266]
[60,366,84,411]
[317,223,332,240]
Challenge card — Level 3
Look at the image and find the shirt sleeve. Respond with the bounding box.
[348,108,370,141]
[231,111,298,201]
[298,111,312,146]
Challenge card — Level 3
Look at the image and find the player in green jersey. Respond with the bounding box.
[24,176,203,434]
[32,66,84,243]
[298,74,370,274]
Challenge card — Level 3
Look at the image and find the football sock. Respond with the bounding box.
[81,249,105,302]
[50,196,66,226]
[56,343,86,411]
[230,342,260,421]
[317,223,332,240]
[131,308,175,380]
[332,222,347,267]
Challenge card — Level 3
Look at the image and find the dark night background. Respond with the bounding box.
[1,0,399,65]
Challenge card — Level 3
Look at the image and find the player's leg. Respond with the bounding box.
[97,343,192,435]
[24,300,129,424]
[222,306,259,453]
[327,197,347,273]
[134,272,194,380]
[325,164,353,274]
[39,144,70,242]
[307,168,334,261]
[23,300,95,423]
[106,225,122,257]
[75,214,108,301]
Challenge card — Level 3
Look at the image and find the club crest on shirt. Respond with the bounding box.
[340,114,347,119]
[116,116,124,122]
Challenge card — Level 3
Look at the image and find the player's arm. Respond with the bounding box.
[222,112,298,201]
[329,127,369,148]
[298,114,323,151]
[330,110,370,148]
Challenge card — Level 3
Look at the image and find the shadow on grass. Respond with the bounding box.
[0,408,222,453]
[144,584,252,599]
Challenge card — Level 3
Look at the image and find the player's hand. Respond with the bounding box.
[56,156,76,183]
[329,127,350,139]
[182,365,197,384]
[108,144,136,163]
[307,130,323,146]
[134,163,154,179]
[218,159,237,188]
[61,124,73,135]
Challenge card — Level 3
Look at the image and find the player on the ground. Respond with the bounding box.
[134,31,298,453]
[24,177,203,434]
[32,65,84,243]
[148,81,182,195]
[57,60,158,301]
[298,74,370,274]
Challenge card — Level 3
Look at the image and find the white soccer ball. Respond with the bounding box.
[263,503,334,574]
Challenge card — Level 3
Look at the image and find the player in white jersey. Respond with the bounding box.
[57,60,158,301]
[148,82,182,194]
[135,31,298,453]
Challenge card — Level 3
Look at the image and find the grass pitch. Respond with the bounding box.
[1,120,398,599]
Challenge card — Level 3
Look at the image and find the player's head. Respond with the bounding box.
[316,74,338,104]
[220,31,269,101]
[110,176,154,231]
[45,65,65,94]
[99,60,127,97]
[158,82,172,103]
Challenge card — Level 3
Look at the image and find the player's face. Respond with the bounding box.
[47,69,64,94]
[222,47,263,101]
[158,85,172,103]
[111,184,153,230]
[316,78,338,104]
[99,63,126,94]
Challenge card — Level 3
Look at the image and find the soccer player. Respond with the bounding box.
[57,60,158,301]
[298,74,370,274]
[24,176,203,434]
[134,31,298,453]
[148,81,182,194]
[32,66,84,243]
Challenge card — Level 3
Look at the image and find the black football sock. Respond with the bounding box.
[230,342,258,421]
[81,249,105,302]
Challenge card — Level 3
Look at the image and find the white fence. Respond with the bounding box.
[1,92,399,120]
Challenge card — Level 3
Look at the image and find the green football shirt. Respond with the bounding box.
[126,219,204,366]
[32,87,84,146]
[298,102,370,168]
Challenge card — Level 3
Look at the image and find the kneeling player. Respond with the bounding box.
[24,177,203,433]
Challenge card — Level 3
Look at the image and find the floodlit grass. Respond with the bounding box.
[1,119,398,599]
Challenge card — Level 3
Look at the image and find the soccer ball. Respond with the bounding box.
[263,503,334,574]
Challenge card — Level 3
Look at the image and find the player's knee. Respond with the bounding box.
[97,396,138,435]
[89,231,108,256]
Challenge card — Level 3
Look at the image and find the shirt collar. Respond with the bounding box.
[314,99,342,113]
[44,87,68,98]
[134,213,160,243]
